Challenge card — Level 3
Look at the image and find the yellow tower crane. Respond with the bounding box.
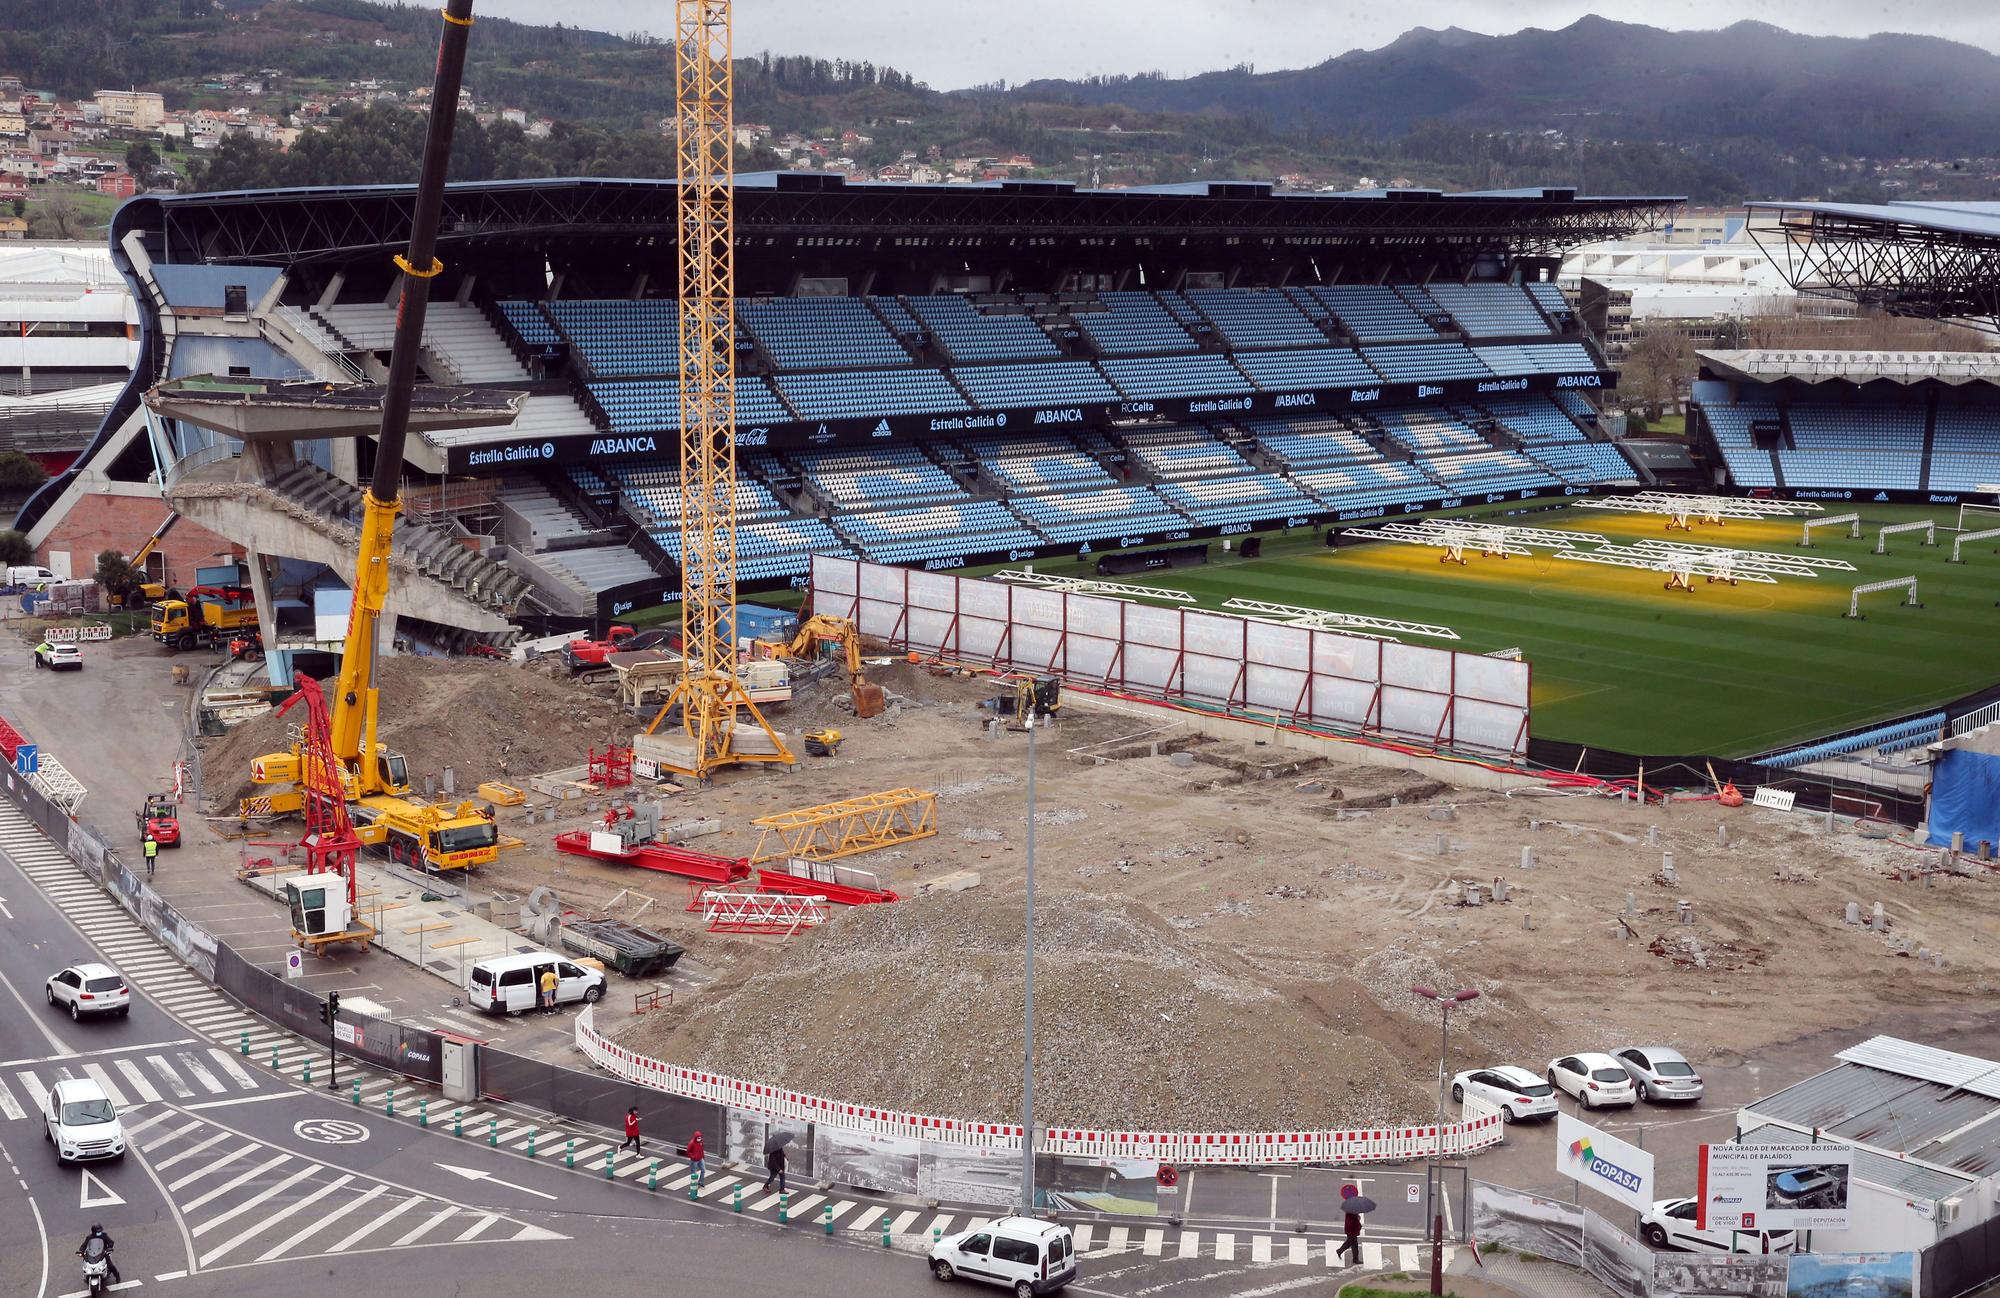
[644,0,794,779]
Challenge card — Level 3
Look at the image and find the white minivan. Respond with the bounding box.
[467,950,605,1015]
[930,1216,1076,1296]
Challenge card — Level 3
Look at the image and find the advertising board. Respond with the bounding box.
[1698,1142,1852,1232]
[1557,1112,1655,1213]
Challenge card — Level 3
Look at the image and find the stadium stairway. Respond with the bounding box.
[1919,394,1939,491]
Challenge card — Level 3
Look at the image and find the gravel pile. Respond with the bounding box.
[615,889,1436,1131]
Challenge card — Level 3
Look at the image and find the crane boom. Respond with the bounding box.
[647,0,793,778]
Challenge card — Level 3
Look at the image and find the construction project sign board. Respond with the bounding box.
[1696,1142,1852,1231]
[1556,1112,1654,1213]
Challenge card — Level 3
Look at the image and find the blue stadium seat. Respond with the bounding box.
[951,361,1120,411]
[906,295,1060,364]
[1072,292,1198,357]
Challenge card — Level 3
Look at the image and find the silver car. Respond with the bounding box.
[1613,1045,1704,1102]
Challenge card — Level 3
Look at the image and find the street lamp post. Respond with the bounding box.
[1020,707,1038,1215]
[1411,984,1480,1297]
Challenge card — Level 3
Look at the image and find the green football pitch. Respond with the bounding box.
[1005,503,2000,758]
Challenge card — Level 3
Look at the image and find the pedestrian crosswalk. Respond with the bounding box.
[123,1109,563,1268]
[0,1042,279,1122]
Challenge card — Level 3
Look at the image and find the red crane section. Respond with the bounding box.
[274,675,361,911]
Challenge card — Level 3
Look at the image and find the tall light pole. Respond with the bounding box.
[1411,984,1479,1297]
[1020,706,1038,1215]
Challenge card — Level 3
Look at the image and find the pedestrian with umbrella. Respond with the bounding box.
[1338,1183,1375,1265]
[763,1130,793,1195]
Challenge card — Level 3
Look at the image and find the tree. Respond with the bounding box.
[8,197,21,219]
[94,548,144,603]
[26,193,84,240]
[0,529,32,567]
[0,450,45,489]
[1619,321,1694,422]
[125,140,160,191]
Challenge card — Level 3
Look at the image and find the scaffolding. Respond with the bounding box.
[748,788,939,864]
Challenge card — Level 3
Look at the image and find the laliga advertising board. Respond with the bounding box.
[1555,1112,1654,1213]
[1697,1143,1853,1232]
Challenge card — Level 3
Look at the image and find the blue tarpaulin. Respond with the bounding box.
[1927,748,2000,850]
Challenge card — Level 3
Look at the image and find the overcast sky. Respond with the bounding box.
[470,1,1998,88]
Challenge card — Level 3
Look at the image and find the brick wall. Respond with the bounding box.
[38,493,236,588]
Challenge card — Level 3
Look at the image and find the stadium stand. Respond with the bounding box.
[738,296,910,370]
[1233,347,1379,392]
[1762,712,1946,769]
[1361,342,1492,383]
[1929,407,2000,491]
[906,295,1061,363]
[797,445,969,510]
[1309,284,1440,343]
[1473,396,1586,445]
[497,300,559,347]
[1530,442,1639,485]
[869,295,922,337]
[1376,407,1488,454]
[1245,415,1380,468]
[1693,383,1780,488]
[1419,449,1561,494]
[1123,426,1252,479]
[590,375,791,433]
[950,360,1121,410]
[1101,354,1254,401]
[1527,281,1572,323]
[967,435,1118,493]
[774,368,968,421]
[1071,292,1197,356]
[1009,485,1186,543]
[1293,459,1435,509]
[610,464,792,528]
[1154,473,1321,529]
[1472,342,1597,375]
[1552,389,1598,423]
[1782,403,1926,490]
[312,300,530,383]
[1424,283,1554,338]
[839,500,1042,565]
[1184,288,1325,349]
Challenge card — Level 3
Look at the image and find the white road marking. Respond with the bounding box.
[152,1132,229,1171]
[1215,1232,1236,1261]
[145,1056,193,1099]
[392,1204,457,1247]
[199,1173,354,1265]
[192,1163,320,1238]
[257,1183,387,1262]
[454,1213,499,1242]
[327,1194,421,1253]
[205,1048,258,1090]
[112,1059,162,1104]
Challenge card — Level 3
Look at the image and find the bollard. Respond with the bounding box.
[734,1184,743,1213]
[352,1080,361,1106]
[303,1058,312,1085]
[419,1100,430,1128]
[528,1128,538,1157]
[270,1043,279,1070]
[1872,901,1887,932]
[1717,823,1730,848]
[453,1108,464,1137]
[824,1202,834,1236]
[933,1225,942,1246]
[386,1088,395,1118]
[490,1118,500,1147]
[648,1159,659,1191]
[565,1139,575,1169]
[689,1171,699,1201]
[780,1191,790,1224]
[605,1148,615,1180]
[883,1214,892,1248]
[1519,845,1534,870]
[1647,825,1660,847]
[1433,833,1448,856]
[240,1029,250,1057]
[1845,901,1862,925]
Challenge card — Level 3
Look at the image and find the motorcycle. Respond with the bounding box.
[79,1238,110,1296]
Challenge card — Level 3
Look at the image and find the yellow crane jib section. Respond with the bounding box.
[748,788,939,864]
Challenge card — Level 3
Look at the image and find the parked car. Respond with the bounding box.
[45,963,129,1020]
[465,951,605,1015]
[1451,1065,1559,1122]
[32,641,82,670]
[1639,1198,1795,1254]
[1547,1053,1638,1109]
[1612,1045,1704,1103]
[929,1216,1076,1295]
[43,1076,125,1163]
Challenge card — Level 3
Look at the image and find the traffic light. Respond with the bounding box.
[327,991,340,1021]
[317,998,329,1027]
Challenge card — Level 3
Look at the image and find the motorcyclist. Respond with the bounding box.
[79,1224,119,1286]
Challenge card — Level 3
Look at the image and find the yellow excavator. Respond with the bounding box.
[762,613,885,719]
[244,0,498,872]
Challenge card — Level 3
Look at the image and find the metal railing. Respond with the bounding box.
[1951,698,2000,738]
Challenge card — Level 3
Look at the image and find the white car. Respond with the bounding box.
[929,1215,1076,1295]
[32,641,82,670]
[1613,1045,1704,1103]
[46,962,129,1020]
[43,1076,125,1163]
[1451,1065,1559,1122]
[1640,1198,1795,1254]
[1547,1052,1638,1108]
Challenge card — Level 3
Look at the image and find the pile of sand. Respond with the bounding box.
[199,655,637,811]
[613,887,1554,1131]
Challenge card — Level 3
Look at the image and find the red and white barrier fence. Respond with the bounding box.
[577,1009,1505,1165]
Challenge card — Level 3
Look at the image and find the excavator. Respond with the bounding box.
[760,614,885,719]
[244,0,499,873]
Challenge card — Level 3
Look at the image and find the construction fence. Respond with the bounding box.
[810,555,1532,755]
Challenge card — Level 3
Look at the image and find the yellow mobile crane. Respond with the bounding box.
[246,0,499,871]
[642,0,793,780]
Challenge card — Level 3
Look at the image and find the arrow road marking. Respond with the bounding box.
[432,1163,557,1201]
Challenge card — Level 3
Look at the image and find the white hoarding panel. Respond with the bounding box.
[1246,621,1311,671]
[1455,654,1530,707]
[1013,585,1066,630]
[1012,625,1061,672]
[1182,609,1245,662]
[811,555,859,600]
[1307,676,1378,727]
[907,569,958,612]
[1380,687,1449,742]
[1181,653,1240,705]
[1244,664,1310,715]
[1066,633,1117,682]
[1123,601,1181,650]
[1123,643,1180,695]
[1697,1143,1852,1232]
[959,612,1005,662]
[1312,630,1380,683]
[1454,698,1527,754]
[960,576,1012,625]
[1067,592,1123,642]
[859,560,904,606]
[1557,1112,1655,1213]
[1382,642,1453,693]
[906,607,954,652]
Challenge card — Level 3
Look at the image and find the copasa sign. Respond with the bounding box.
[1556,1112,1654,1212]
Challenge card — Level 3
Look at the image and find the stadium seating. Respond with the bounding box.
[1183,289,1325,349]
[951,361,1120,410]
[607,464,791,527]
[1529,442,1638,486]
[1694,385,1780,488]
[797,446,969,509]
[1781,403,1926,490]
[1527,281,1572,323]
[1418,450,1561,495]
[1927,407,2000,492]
[1763,713,1945,769]
[1157,292,1216,342]
[1473,396,1584,445]
[738,296,911,370]
[1153,473,1320,528]
[1292,459,1434,509]
[1010,485,1186,542]
[1472,343,1598,376]
[1309,285,1439,343]
[498,301,559,347]
[870,296,922,337]
[1376,407,1488,454]
[906,295,1061,363]
[1233,347,1378,392]
[1072,292,1197,356]
[589,376,791,434]
[966,435,1117,493]
[1424,283,1553,338]
[1101,354,1254,401]
[1361,343,1492,384]
[774,368,968,421]
[314,300,530,383]
[1552,389,1597,423]
[1123,426,1251,479]
[1245,415,1379,469]
[839,500,1041,565]
[542,300,687,378]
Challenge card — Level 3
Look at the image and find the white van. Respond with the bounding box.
[7,565,57,590]
[929,1216,1076,1295]
[466,950,605,1015]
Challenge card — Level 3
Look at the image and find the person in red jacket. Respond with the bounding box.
[619,1107,642,1155]
[685,1129,705,1185]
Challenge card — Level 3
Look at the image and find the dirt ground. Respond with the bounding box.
[200,652,2000,1133]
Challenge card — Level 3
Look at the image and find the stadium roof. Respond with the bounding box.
[119,176,1681,269]
[1697,348,2000,387]
[1747,199,2000,334]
